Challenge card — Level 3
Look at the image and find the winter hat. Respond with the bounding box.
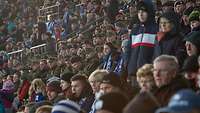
[159,11,180,32]
[101,72,121,88]
[174,0,185,7]
[46,80,62,93]
[60,72,74,83]
[3,80,14,90]
[189,10,200,22]
[47,76,61,83]
[137,1,149,12]
[182,55,199,73]
[156,89,200,113]
[95,92,128,113]
[51,100,81,113]
[184,31,200,49]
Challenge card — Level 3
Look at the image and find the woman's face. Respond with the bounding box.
[137,77,155,92]
[159,17,173,33]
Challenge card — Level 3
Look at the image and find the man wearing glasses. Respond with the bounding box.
[152,55,189,106]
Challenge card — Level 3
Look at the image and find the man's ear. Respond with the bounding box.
[170,69,177,78]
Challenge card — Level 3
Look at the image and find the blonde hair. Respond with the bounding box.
[35,105,52,113]
[137,64,153,79]
[29,78,46,96]
[88,69,109,82]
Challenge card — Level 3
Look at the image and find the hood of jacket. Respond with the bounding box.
[136,0,156,25]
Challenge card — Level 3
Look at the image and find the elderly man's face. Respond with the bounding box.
[153,61,175,88]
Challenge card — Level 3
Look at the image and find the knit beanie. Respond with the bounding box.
[51,100,81,113]
[184,31,200,49]
[189,10,200,22]
[46,80,62,93]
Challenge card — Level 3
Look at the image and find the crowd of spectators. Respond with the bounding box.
[0,0,200,113]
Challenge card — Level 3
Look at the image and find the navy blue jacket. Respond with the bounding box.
[127,1,158,76]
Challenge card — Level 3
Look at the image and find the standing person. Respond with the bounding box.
[153,11,186,67]
[127,0,157,84]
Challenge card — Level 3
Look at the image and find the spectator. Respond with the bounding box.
[88,69,109,113]
[136,64,156,92]
[35,105,52,113]
[189,10,200,32]
[123,91,160,113]
[24,102,35,113]
[46,80,65,104]
[156,89,200,113]
[184,31,200,56]
[0,80,15,113]
[182,55,199,91]
[71,74,94,112]
[100,72,122,94]
[60,72,74,99]
[102,42,123,75]
[28,78,46,102]
[51,100,85,113]
[174,0,185,17]
[127,0,157,82]
[153,11,186,67]
[94,92,128,113]
[153,55,189,106]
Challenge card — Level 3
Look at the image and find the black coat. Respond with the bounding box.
[153,32,187,67]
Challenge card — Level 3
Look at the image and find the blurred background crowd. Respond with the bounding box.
[0,0,200,113]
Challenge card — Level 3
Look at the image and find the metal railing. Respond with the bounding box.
[8,44,47,61]
[38,4,60,22]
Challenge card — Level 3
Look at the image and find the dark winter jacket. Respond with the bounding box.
[153,75,190,107]
[153,11,187,67]
[127,1,158,76]
[153,32,186,67]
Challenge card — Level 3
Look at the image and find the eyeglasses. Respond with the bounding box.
[152,68,170,74]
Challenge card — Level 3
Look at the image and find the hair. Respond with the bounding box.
[88,69,109,82]
[153,55,179,71]
[198,55,200,66]
[137,64,153,78]
[29,78,46,96]
[71,74,93,97]
[35,105,52,113]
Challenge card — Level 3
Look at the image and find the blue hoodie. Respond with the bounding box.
[127,0,158,76]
